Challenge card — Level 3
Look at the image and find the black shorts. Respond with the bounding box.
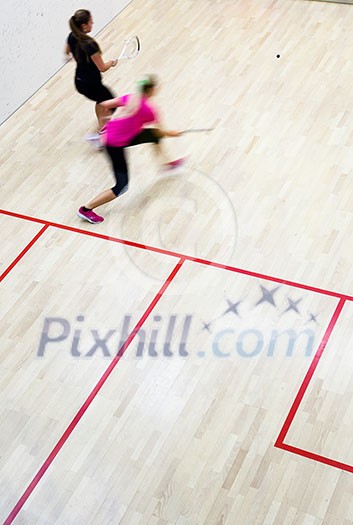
[128,128,161,146]
[75,78,114,103]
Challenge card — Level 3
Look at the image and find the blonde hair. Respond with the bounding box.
[137,75,158,95]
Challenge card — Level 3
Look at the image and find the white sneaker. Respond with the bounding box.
[84,133,104,150]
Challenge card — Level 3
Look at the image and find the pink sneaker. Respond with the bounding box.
[77,207,104,224]
[163,157,186,170]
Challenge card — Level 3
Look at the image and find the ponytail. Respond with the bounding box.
[69,9,101,59]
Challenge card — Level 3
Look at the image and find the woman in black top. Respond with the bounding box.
[65,9,118,130]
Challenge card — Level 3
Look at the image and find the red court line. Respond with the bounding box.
[0,224,49,283]
[275,297,346,447]
[1,208,353,301]
[3,258,185,525]
[278,443,353,474]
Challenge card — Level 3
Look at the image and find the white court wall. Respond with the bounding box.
[0,0,132,124]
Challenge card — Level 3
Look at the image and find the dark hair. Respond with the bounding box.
[138,75,158,95]
[69,9,101,59]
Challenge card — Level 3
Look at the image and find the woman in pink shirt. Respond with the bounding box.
[77,75,184,224]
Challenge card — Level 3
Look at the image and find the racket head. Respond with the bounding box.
[118,35,140,59]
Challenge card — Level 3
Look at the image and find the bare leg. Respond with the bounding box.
[129,129,182,166]
[86,189,116,210]
[146,129,184,167]
[95,104,112,131]
[153,142,170,163]
[152,141,185,169]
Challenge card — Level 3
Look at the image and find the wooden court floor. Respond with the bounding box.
[2,0,353,523]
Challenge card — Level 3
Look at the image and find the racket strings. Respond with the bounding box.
[121,36,140,59]
[126,39,138,56]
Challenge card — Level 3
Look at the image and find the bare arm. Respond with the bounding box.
[91,52,118,73]
[160,129,183,137]
[150,109,182,137]
[64,43,72,62]
[154,119,182,137]
[97,98,123,125]
[99,98,123,111]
